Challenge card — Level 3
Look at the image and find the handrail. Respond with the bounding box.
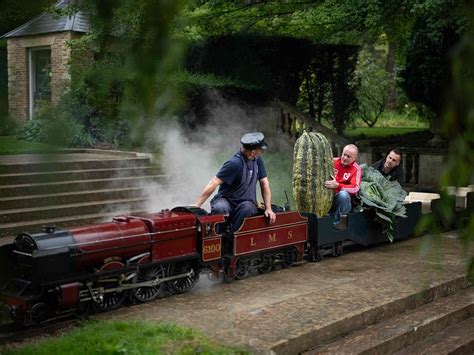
[275,100,348,154]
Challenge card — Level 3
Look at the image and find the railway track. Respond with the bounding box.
[0,318,79,348]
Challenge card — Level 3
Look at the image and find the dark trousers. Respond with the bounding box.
[330,190,352,225]
[211,197,257,232]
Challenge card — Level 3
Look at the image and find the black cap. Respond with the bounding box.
[240,132,268,150]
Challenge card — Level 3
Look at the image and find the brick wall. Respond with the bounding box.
[7,32,79,122]
[7,38,28,121]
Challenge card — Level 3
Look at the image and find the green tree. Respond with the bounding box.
[400,1,467,125]
[184,1,468,133]
[57,0,189,147]
[352,39,398,127]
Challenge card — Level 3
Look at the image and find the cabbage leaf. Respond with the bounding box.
[359,164,407,242]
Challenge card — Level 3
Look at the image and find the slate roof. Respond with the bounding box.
[1,0,90,38]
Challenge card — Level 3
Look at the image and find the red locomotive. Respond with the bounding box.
[0,206,308,325]
[2,193,451,326]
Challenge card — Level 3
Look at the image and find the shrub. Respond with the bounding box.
[0,114,18,136]
[15,101,95,148]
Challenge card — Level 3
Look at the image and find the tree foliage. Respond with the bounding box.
[182,1,394,44]
[57,0,189,147]
[352,39,398,127]
[186,35,314,102]
[183,1,468,131]
[400,0,467,118]
[297,44,359,134]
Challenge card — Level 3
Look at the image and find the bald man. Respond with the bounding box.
[324,144,362,227]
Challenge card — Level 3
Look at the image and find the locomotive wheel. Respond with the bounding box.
[257,253,273,274]
[281,248,297,268]
[168,261,198,294]
[94,261,128,312]
[94,290,126,312]
[132,264,167,303]
[235,258,250,280]
[30,302,49,324]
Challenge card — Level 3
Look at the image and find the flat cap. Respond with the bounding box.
[240,132,268,150]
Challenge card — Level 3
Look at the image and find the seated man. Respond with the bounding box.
[195,132,276,232]
[324,144,362,228]
[372,149,405,186]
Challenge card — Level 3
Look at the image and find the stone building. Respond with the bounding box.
[1,0,89,122]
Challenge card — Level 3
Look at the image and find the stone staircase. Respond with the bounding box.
[0,150,167,239]
[302,280,474,355]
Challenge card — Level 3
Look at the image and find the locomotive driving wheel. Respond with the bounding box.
[94,289,127,312]
[30,302,49,324]
[132,264,167,303]
[235,258,250,280]
[168,261,198,294]
[257,253,273,274]
[94,261,128,312]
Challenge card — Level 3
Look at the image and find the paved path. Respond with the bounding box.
[96,232,472,353]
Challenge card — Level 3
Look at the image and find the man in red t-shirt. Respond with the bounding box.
[324,144,361,227]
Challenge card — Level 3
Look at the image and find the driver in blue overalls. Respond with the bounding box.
[195,132,277,232]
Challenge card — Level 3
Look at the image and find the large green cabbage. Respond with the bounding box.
[359,164,407,242]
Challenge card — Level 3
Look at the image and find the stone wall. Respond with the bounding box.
[7,31,79,122]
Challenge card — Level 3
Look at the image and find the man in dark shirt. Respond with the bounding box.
[372,149,405,186]
[195,132,276,232]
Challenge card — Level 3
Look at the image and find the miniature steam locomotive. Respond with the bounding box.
[0,200,427,326]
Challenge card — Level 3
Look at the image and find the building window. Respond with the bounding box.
[29,47,51,118]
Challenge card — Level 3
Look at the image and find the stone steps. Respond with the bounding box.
[0,156,150,174]
[394,317,474,355]
[270,274,471,354]
[304,287,474,354]
[0,175,167,197]
[0,197,148,224]
[0,186,150,210]
[0,166,161,185]
[0,152,165,239]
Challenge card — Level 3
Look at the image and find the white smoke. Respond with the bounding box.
[142,89,283,213]
[143,125,220,211]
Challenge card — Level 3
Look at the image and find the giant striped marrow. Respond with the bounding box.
[292,130,334,216]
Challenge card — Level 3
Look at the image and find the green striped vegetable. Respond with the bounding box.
[292,130,334,216]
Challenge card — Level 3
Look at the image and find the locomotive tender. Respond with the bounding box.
[0,198,429,326]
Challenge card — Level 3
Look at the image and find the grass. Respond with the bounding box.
[351,110,429,128]
[0,136,59,155]
[1,320,250,355]
[344,110,430,139]
[344,126,429,139]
